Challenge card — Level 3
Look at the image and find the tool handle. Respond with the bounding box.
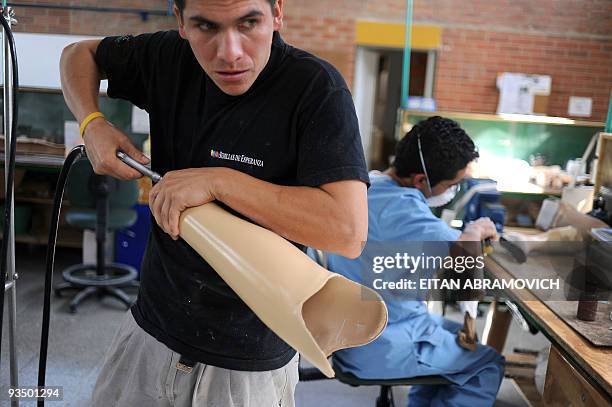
[116,150,162,183]
[482,238,494,255]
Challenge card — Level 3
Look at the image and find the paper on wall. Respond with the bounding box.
[568,96,592,117]
[496,73,551,115]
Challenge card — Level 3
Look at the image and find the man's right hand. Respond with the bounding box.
[460,217,498,242]
[83,118,150,180]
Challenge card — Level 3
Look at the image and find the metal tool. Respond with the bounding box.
[482,238,494,256]
[116,150,162,183]
[1,6,20,404]
[505,300,530,332]
[499,236,527,263]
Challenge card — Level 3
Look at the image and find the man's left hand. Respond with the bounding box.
[149,167,225,240]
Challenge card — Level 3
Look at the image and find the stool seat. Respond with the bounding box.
[299,365,451,386]
[299,363,452,407]
[333,366,451,386]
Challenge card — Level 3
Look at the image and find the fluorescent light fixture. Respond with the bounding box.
[498,113,576,125]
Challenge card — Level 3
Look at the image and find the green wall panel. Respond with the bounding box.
[405,112,603,167]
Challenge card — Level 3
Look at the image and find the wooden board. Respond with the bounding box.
[544,346,611,406]
[490,244,612,346]
[0,136,65,156]
[485,257,612,398]
[545,301,612,347]
[594,133,612,195]
[490,247,577,301]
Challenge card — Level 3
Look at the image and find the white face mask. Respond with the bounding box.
[426,184,458,208]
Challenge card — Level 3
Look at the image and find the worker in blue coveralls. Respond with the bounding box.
[327,116,505,406]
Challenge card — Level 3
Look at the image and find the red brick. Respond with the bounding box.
[8,0,612,120]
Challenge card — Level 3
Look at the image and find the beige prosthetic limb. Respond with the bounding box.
[502,225,582,261]
[502,203,607,263]
[179,203,388,378]
[550,201,608,237]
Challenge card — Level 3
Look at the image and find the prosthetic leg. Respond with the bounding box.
[502,202,608,263]
[501,226,581,263]
[179,203,388,378]
[549,201,609,237]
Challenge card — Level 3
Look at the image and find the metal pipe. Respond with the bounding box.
[400,0,413,108]
[2,6,19,405]
[606,90,611,133]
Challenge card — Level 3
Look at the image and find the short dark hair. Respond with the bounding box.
[174,0,277,14]
[393,116,479,188]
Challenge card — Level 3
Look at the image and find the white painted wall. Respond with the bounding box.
[2,32,107,91]
[352,47,379,166]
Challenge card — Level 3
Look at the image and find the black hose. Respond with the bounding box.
[37,145,85,406]
[0,13,88,406]
[0,9,20,371]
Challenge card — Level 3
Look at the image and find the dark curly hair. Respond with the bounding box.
[174,0,277,15]
[393,116,478,188]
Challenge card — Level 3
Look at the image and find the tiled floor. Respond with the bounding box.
[1,245,550,406]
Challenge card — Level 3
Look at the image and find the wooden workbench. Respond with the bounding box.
[485,256,612,404]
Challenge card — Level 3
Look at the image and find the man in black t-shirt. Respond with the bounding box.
[60,0,369,406]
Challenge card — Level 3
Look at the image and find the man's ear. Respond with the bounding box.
[173,5,187,39]
[412,174,430,196]
[273,0,284,31]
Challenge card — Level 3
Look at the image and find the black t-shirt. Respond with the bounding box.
[95,30,369,371]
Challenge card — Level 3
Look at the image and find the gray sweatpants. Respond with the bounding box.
[91,312,299,407]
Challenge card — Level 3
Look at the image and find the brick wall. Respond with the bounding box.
[11,0,612,121]
[289,0,612,121]
[15,1,175,35]
[368,0,612,36]
[435,29,612,120]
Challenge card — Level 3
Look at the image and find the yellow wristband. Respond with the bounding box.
[79,111,105,138]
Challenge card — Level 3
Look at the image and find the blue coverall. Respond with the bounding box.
[327,172,505,407]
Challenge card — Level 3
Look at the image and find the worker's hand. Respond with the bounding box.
[83,118,149,180]
[461,217,498,241]
[149,167,224,240]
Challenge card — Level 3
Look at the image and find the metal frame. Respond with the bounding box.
[606,91,612,133]
[424,50,436,99]
[400,0,413,108]
[2,5,19,406]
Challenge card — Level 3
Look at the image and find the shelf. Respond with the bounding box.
[15,231,82,249]
[499,183,563,196]
[2,230,83,249]
[12,196,58,205]
[0,153,65,168]
[594,133,612,195]
[401,109,605,128]
[0,194,71,205]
